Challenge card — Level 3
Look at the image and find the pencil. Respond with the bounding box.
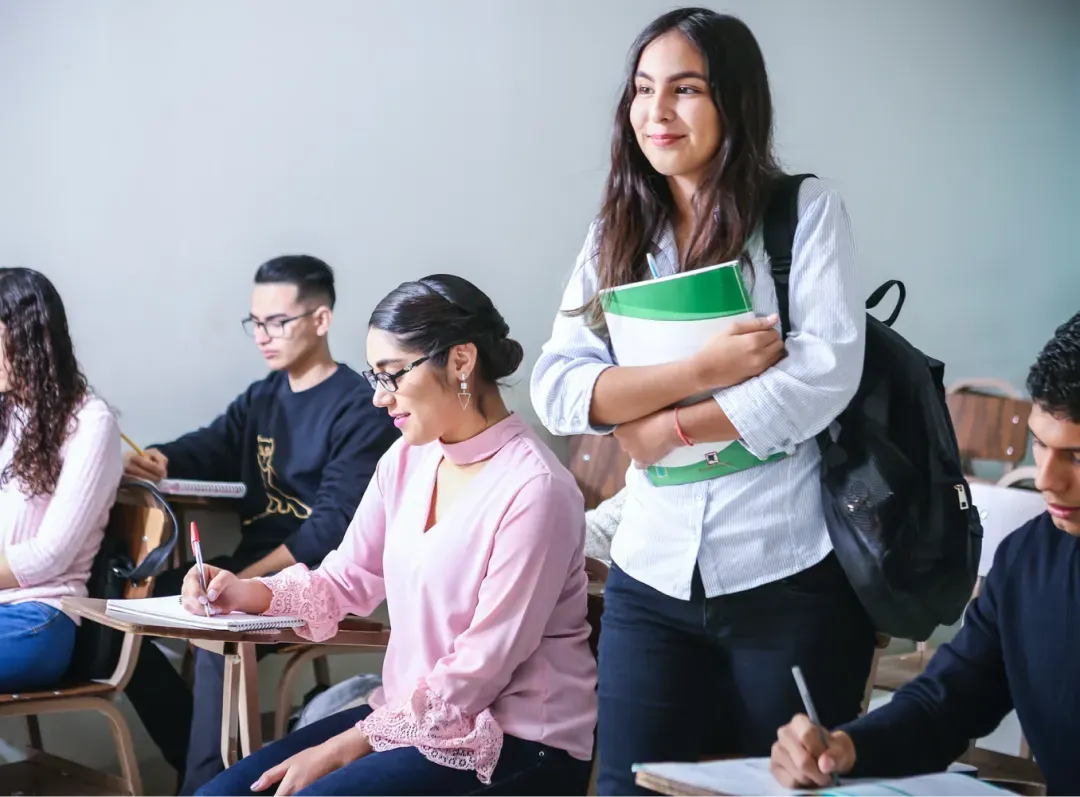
[121,432,146,458]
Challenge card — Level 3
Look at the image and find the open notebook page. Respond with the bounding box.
[106,595,303,632]
[632,758,1007,796]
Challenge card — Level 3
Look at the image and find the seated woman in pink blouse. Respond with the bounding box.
[185,274,598,796]
[0,267,122,692]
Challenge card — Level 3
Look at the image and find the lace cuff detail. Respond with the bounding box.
[360,680,504,784]
[255,564,340,642]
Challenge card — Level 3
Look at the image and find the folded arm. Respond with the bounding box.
[714,184,863,458]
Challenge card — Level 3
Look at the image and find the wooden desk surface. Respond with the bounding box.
[634,770,722,796]
[61,597,390,648]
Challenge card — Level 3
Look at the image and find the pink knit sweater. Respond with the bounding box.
[0,396,122,613]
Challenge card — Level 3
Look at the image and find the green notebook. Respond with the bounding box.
[600,261,786,487]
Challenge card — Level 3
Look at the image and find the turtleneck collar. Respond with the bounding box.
[438,412,526,466]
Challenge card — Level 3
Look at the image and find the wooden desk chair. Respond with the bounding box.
[271,643,355,740]
[946,378,1033,481]
[569,434,630,510]
[0,480,176,796]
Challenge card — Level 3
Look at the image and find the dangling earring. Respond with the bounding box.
[458,373,471,410]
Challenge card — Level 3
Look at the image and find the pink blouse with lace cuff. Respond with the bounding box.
[256,564,341,643]
[360,679,503,784]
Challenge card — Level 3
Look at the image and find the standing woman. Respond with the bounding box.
[531,8,875,794]
[0,267,122,691]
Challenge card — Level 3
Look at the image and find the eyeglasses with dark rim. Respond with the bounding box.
[241,310,316,339]
[362,355,431,393]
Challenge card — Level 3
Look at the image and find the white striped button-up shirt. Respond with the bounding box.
[530,177,864,600]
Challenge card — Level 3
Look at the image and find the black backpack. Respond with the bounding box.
[65,480,178,681]
[763,173,983,642]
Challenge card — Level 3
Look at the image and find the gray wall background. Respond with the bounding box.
[0,0,1077,452]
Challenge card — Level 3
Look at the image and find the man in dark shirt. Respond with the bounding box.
[122,255,398,792]
[769,310,1080,796]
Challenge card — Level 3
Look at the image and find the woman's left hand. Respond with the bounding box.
[613,409,682,468]
[251,728,372,795]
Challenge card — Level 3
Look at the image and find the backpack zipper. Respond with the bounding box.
[955,484,969,510]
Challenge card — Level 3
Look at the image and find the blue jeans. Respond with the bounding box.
[0,601,77,692]
[196,705,592,796]
[596,555,876,795]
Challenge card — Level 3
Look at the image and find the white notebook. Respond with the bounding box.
[155,479,247,499]
[105,596,303,632]
[632,758,1006,796]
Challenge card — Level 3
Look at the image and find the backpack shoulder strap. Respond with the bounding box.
[762,173,816,337]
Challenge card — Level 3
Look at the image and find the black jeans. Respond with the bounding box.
[596,553,875,795]
[197,704,593,796]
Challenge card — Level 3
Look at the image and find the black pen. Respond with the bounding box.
[791,665,840,787]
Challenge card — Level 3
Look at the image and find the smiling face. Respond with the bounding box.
[1029,403,1080,536]
[629,30,722,187]
[366,328,478,446]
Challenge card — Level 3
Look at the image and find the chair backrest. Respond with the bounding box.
[997,465,1038,491]
[968,480,1045,599]
[569,435,629,509]
[946,379,1032,474]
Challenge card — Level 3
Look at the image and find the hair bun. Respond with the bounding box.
[489,336,524,380]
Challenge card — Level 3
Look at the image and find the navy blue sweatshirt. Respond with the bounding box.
[156,365,399,568]
[841,512,1079,795]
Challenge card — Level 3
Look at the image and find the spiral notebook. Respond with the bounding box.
[105,596,303,632]
[155,479,247,499]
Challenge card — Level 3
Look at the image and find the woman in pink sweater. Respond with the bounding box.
[0,268,122,692]
[185,275,597,796]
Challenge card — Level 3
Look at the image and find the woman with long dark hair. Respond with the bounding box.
[189,275,596,796]
[531,9,875,793]
[0,267,121,691]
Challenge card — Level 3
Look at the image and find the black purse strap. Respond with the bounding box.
[118,479,179,584]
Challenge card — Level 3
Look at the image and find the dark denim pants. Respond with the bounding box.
[196,704,593,796]
[596,554,876,795]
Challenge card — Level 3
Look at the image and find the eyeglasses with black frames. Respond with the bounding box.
[362,355,431,393]
[241,310,317,339]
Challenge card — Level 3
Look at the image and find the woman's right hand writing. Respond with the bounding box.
[770,713,856,788]
[180,564,272,617]
[690,313,785,390]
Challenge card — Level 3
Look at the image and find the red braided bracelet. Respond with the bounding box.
[673,406,694,447]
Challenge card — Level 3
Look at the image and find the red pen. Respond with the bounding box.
[190,521,211,618]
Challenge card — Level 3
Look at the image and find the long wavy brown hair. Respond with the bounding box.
[576,8,782,322]
[0,268,89,497]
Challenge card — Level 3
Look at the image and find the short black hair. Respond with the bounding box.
[254,255,336,309]
[1027,310,1080,423]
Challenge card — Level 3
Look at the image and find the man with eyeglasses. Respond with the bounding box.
[122,254,398,793]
